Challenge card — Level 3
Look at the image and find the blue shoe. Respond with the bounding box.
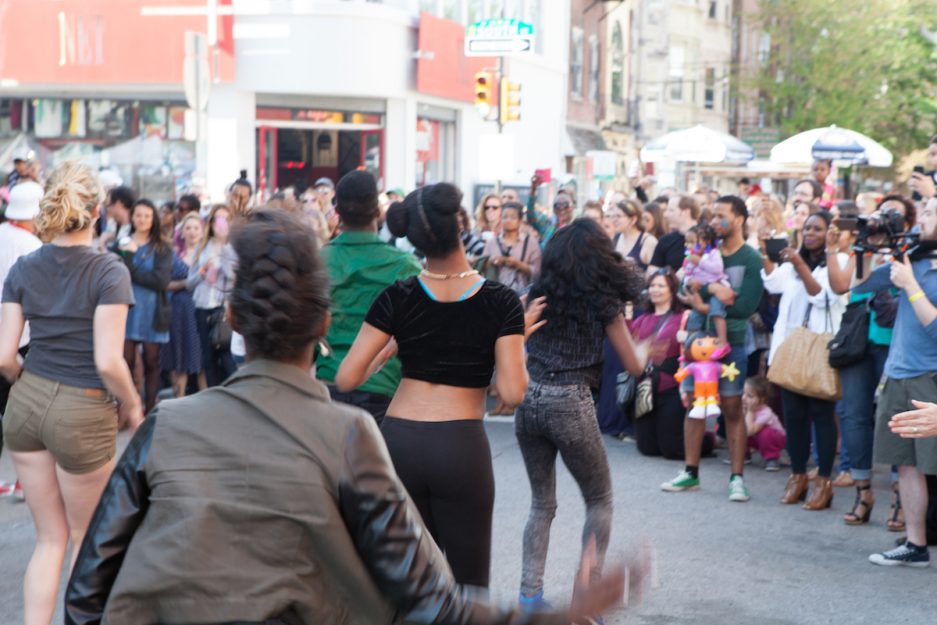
[518,590,551,612]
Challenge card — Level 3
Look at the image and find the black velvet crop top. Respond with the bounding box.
[364,277,525,388]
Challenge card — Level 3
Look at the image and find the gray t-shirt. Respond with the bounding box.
[2,245,134,389]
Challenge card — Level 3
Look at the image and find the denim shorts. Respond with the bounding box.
[680,344,747,398]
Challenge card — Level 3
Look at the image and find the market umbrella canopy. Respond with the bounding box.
[769,125,893,167]
[640,125,755,164]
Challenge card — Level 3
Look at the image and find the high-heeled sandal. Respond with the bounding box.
[886,484,905,532]
[843,483,874,525]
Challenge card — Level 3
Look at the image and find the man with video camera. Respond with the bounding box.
[846,197,937,567]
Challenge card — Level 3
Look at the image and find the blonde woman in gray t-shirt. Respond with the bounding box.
[0,161,142,625]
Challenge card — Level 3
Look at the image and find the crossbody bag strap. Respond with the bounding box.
[495,236,508,257]
[802,302,813,329]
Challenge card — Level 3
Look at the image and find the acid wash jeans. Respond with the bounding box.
[514,381,613,596]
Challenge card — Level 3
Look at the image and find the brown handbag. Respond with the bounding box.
[768,295,842,401]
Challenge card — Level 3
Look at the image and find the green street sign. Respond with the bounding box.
[465,19,535,57]
[466,18,534,38]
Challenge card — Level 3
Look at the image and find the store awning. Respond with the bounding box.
[564,125,607,157]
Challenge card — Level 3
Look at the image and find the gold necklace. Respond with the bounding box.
[420,268,479,280]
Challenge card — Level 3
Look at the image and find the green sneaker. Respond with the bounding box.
[728,476,751,502]
[660,470,700,492]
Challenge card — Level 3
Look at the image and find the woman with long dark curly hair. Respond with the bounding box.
[516,218,647,614]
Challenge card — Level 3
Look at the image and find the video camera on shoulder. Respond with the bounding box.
[854,207,911,251]
[843,206,937,278]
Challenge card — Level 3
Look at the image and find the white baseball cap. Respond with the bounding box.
[5,181,43,221]
[12,148,34,163]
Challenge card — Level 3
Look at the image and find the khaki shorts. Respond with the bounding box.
[2,370,118,474]
[874,374,937,475]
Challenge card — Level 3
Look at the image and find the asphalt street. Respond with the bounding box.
[0,417,934,625]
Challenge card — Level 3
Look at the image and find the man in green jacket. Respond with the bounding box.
[661,195,764,502]
[317,172,421,423]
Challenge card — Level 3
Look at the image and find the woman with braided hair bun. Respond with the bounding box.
[66,209,637,625]
[337,182,546,589]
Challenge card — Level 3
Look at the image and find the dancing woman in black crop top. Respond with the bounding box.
[337,183,543,588]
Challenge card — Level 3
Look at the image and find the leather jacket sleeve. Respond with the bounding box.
[64,415,157,625]
[338,416,569,625]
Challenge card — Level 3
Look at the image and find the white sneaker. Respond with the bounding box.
[728,476,750,502]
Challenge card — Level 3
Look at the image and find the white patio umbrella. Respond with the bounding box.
[640,125,755,164]
[769,125,893,167]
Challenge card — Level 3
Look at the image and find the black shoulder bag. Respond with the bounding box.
[828,298,869,369]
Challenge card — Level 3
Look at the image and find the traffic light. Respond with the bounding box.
[474,71,494,117]
[499,77,521,125]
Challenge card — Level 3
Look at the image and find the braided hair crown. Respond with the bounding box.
[230,210,330,360]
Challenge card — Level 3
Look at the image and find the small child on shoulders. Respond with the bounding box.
[743,376,786,471]
[682,224,731,345]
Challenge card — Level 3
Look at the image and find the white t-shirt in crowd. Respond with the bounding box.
[0,222,43,347]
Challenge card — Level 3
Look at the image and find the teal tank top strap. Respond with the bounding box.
[457,278,486,302]
[416,277,439,301]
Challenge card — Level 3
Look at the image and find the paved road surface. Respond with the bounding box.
[0,419,933,624]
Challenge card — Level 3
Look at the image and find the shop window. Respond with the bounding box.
[416,117,455,187]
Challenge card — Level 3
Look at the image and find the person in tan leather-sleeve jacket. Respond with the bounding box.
[64,209,635,625]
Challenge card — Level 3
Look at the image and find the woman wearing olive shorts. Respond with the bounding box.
[0,161,143,625]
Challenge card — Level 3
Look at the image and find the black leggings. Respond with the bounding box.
[381,417,494,588]
[635,387,713,460]
[781,388,836,477]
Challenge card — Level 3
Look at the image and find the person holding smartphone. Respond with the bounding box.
[909,136,937,202]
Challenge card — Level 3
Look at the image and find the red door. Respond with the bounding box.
[256,126,278,201]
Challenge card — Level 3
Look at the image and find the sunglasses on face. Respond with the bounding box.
[485,204,500,210]
[554,202,571,209]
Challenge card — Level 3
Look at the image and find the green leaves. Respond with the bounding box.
[746,0,937,161]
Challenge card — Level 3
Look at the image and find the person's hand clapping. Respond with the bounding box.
[889,400,937,439]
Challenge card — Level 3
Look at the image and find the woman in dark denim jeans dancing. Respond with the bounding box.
[516,219,648,615]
